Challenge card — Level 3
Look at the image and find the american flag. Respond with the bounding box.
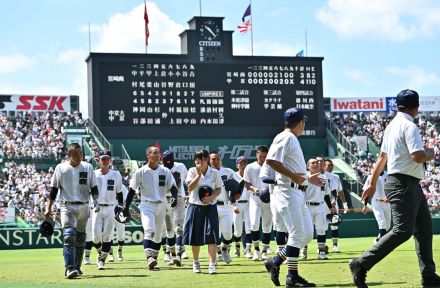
[238,20,252,34]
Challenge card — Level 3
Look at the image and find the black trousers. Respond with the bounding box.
[358,173,436,277]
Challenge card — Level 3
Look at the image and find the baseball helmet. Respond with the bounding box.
[259,187,270,203]
[39,217,55,237]
[198,185,214,202]
[326,213,342,226]
[115,207,131,224]
[162,150,174,169]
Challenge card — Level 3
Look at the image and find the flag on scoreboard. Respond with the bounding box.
[296,49,304,57]
[238,4,252,34]
[144,1,150,47]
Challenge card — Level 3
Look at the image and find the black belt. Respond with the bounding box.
[99,204,114,207]
[63,201,87,205]
[237,200,248,203]
[217,201,225,205]
[388,173,421,181]
[291,183,308,192]
[306,202,322,206]
[375,199,385,202]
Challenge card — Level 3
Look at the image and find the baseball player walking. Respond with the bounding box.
[233,156,252,258]
[264,107,324,287]
[92,150,122,270]
[125,145,177,271]
[114,184,129,261]
[301,158,335,260]
[321,158,349,253]
[362,171,391,243]
[209,151,243,264]
[162,150,188,262]
[350,90,440,288]
[45,143,98,279]
[244,146,273,261]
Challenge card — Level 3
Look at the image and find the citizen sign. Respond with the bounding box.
[0,95,71,112]
[330,98,386,112]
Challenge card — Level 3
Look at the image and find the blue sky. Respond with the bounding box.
[1,0,439,116]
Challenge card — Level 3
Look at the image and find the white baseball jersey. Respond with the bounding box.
[168,162,188,197]
[363,174,386,201]
[266,130,307,189]
[304,173,330,203]
[130,164,176,202]
[325,171,342,193]
[95,169,122,204]
[186,166,222,206]
[217,166,243,203]
[51,160,97,202]
[244,161,268,191]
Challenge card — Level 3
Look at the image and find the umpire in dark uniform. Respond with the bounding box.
[349,89,440,288]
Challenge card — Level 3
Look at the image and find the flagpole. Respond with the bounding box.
[250,0,254,56]
[305,28,308,56]
[88,23,91,53]
[145,1,148,54]
[199,0,202,16]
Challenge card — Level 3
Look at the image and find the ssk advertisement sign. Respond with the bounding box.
[0,95,71,112]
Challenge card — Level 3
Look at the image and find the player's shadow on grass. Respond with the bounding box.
[84,274,150,279]
[213,270,267,275]
[319,281,407,287]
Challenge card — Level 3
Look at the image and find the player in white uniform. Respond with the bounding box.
[264,108,324,288]
[233,156,251,258]
[209,151,243,264]
[125,145,177,271]
[363,171,391,243]
[301,158,335,260]
[92,150,122,270]
[114,184,129,261]
[45,143,98,279]
[83,200,95,265]
[322,158,349,253]
[162,151,188,262]
[244,146,273,261]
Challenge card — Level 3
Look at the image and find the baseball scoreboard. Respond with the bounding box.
[87,16,325,139]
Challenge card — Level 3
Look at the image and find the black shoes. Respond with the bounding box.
[349,259,368,288]
[286,275,316,287]
[264,258,281,286]
[422,274,440,287]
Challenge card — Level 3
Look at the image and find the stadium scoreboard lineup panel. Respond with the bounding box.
[87,16,325,139]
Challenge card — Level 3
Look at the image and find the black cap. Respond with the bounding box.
[98,150,111,159]
[284,107,308,124]
[396,89,419,108]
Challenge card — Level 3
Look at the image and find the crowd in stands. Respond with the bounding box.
[0,111,86,226]
[331,112,440,211]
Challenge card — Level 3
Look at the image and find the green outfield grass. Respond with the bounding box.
[0,235,439,288]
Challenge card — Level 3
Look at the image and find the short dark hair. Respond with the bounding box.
[284,119,302,129]
[68,142,81,151]
[256,146,268,153]
[194,149,209,161]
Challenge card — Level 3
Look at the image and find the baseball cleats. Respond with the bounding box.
[222,250,232,264]
[267,247,274,254]
[118,251,123,261]
[97,261,105,270]
[286,275,316,287]
[349,259,368,288]
[318,251,328,260]
[77,269,83,276]
[65,269,78,279]
[169,257,182,267]
[108,254,114,262]
[264,258,280,286]
[299,248,307,260]
[163,252,171,263]
[245,249,253,259]
[181,251,189,260]
[422,274,440,287]
[332,246,340,253]
[192,262,201,273]
[148,257,159,271]
[84,256,91,265]
[252,250,261,261]
[261,252,269,261]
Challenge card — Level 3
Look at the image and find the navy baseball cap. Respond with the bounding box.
[396,89,419,108]
[236,156,248,164]
[284,107,308,124]
[98,150,111,159]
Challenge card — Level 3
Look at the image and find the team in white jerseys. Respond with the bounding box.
[58,110,361,284]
